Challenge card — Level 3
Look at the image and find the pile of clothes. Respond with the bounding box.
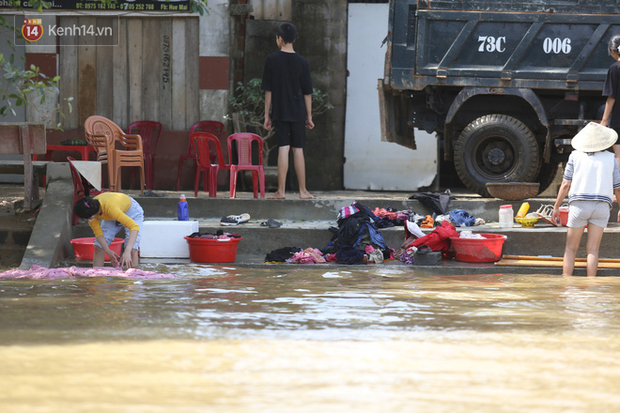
[394,220,459,264]
[388,191,485,264]
[365,189,484,230]
[323,202,393,264]
[264,202,393,265]
[262,194,483,266]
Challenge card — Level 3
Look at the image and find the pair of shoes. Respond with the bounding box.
[260,219,282,228]
[220,213,250,226]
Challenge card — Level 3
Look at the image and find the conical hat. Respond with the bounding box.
[571,122,618,152]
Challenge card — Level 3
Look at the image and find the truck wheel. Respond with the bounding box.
[454,115,541,197]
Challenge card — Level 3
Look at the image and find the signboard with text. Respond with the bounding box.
[0,1,191,12]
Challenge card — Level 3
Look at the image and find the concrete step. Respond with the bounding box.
[71,217,620,261]
[124,191,620,261]
[131,190,569,223]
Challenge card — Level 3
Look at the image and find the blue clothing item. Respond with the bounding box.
[336,245,365,265]
[449,209,476,227]
[377,217,395,228]
[354,223,387,249]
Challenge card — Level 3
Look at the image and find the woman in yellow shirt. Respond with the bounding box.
[74,192,144,268]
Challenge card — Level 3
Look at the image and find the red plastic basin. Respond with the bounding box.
[184,236,242,263]
[70,237,124,261]
[449,233,507,263]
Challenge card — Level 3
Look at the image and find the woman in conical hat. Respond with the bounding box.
[551,122,620,277]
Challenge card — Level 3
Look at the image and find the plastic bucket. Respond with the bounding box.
[70,237,124,261]
[449,233,507,263]
[559,206,569,226]
[184,236,242,263]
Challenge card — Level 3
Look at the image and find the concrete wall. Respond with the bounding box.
[294,1,346,190]
[199,0,231,126]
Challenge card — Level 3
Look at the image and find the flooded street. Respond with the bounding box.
[2,265,620,412]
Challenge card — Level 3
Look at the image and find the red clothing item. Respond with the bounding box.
[408,220,458,256]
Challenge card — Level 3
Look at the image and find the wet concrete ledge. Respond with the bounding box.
[20,163,73,270]
[26,165,620,276]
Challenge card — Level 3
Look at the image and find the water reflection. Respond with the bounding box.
[4,266,620,343]
[2,265,620,411]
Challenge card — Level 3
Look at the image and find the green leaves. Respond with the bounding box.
[190,0,209,15]
[0,0,73,126]
[229,78,333,127]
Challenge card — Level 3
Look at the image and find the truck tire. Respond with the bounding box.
[454,115,541,197]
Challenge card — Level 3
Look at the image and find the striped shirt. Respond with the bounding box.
[564,150,620,206]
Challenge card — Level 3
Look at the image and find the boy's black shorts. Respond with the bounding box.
[273,120,306,148]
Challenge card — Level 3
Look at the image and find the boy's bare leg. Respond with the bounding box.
[131,248,140,268]
[269,146,289,199]
[563,226,585,276]
[585,224,605,277]
[292,147,315,199]
[93,246,105,268]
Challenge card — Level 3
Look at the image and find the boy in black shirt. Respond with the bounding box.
[262,22,315,199]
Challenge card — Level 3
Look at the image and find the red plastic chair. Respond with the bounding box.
[191,132,229,198]
[227,133,265,199]
[126,120,162,190]
[177,121,226,191]
[67,156,105,225]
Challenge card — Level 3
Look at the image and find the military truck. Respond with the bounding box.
[379,0,620,196]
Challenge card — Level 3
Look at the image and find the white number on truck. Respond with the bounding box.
[478,36,506,52]
[543,37,572,54]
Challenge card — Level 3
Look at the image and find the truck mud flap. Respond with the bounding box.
[378,78,417,150]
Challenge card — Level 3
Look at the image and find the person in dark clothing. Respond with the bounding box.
[601,34,620,165]
[262,22,315,199]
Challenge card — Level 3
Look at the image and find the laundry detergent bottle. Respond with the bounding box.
[177,194,189,221]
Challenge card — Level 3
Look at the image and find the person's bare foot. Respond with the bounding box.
[299,191,315,199]
[268,191,286,199]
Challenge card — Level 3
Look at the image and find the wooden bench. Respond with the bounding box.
[0,123,46,211]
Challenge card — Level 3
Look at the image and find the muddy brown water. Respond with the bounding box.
[1,264,620,412]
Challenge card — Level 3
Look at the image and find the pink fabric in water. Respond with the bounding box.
[289,248,326,264]
[0,265,176,279]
